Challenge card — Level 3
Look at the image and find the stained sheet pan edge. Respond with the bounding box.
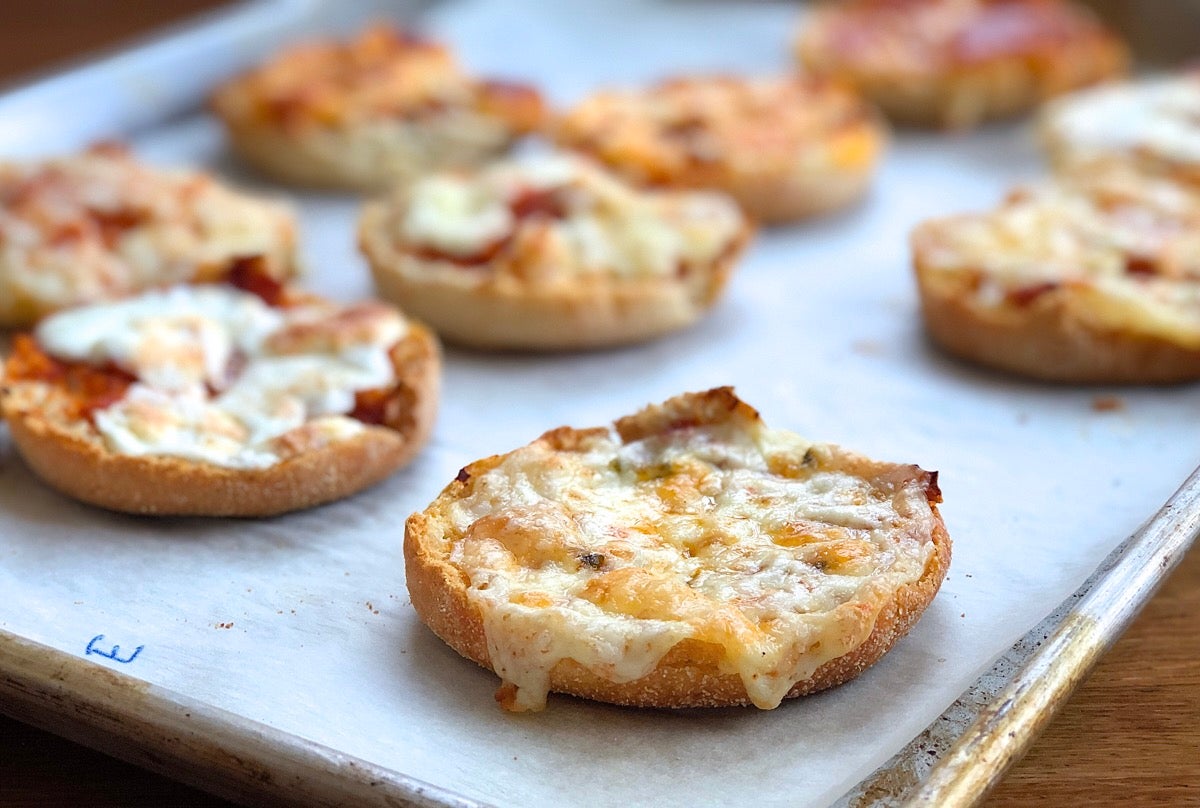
[838,464,1200,807]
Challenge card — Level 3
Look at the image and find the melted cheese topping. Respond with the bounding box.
[1044,74,1200,169]
[916,170,1200,345]
[35,285,406,469]
[800,0,1114,74]
[443,418,937,711]
[397,154,745,277]
[0,147,296,325]
[557,76,880,177]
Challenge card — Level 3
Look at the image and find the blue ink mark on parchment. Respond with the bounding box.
[85,634,143,664]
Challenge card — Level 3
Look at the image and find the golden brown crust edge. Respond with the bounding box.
[221,124,377,191]
[912,245,1200,384]
[403,412,951,709]
[359,203,753,351]
[0,323,441,517]
[725,159,876,225]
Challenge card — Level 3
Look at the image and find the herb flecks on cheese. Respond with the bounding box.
[441,400,938,711]
[34,285,406,469]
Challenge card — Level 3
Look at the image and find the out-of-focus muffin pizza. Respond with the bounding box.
[912,168,1200,383]
[1041,71,1200,188]
[0,143,298,328]
[210,25,546,191]
[406,387,950,711]
[796,0,1128,129]
[555,75,886,223]
[359,153,752,350]
[1,260,440,516]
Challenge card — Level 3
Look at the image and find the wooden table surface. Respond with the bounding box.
[0,4,1197,807]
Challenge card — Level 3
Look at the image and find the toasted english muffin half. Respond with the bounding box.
[795,0,1128,130]
[406,387,949,711]
[553,75,886,223]
[912,168,1200,383]
[358,153,752,350]
[210,25,545,191]
[0,143,299,329]
[1040,71,1200,188]
[0,262,440,516]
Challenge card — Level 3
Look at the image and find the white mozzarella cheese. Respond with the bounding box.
[35,285,404,469]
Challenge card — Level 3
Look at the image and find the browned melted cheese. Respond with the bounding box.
[435,390,941,711]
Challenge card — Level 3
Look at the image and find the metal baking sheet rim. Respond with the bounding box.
[0,2,1198,806]
[0,628,484,808]
[5,465,1197,808]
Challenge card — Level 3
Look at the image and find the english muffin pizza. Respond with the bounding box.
[553,75,885,223]
[0,144,298,329]
[358,153,752,350]
[795,0,1128,129]
[1041,71,1200,187]
[0,260,440,516]
[210,25,545,191]
[406,387,950,711]
[912,168,1200,383]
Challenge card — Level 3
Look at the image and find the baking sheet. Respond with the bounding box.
[2,1,1199,806]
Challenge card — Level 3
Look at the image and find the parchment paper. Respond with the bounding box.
[2,2,1197,806]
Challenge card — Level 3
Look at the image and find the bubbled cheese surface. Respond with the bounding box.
[441,417,937,711]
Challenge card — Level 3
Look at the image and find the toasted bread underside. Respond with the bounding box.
[217,117,518,193]
[914,258,1200,384]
